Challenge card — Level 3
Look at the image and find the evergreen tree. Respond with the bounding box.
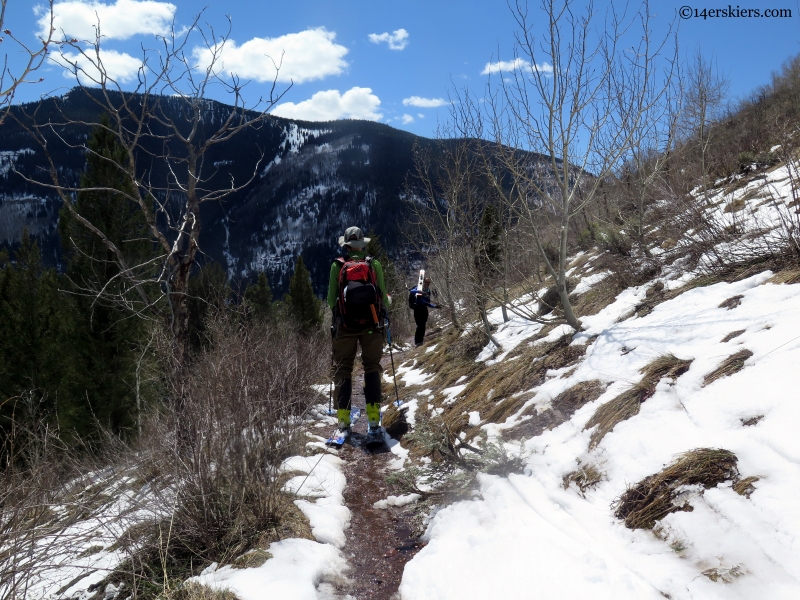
[285,255,321,334]
[57,116,157,440]
[0,231,63,449]
[244,272,274,323]
[476,203,503,274]
[366,232,403,314]
[187,262,231,348]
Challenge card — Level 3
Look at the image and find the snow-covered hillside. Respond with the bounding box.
[7,157,799,600]
[163,146,800,600]
[397,269,800,599]
[390,160,800,599]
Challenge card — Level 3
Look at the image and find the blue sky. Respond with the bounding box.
[4,0,800,138]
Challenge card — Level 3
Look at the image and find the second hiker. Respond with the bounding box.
[408,275,439,347]
[328,226,389,442]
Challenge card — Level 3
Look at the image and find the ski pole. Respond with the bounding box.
[328,352,335,416]
[385,316,401,407]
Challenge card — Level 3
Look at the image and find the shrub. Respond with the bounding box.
[612,448,739,529]
[386,414,525,502]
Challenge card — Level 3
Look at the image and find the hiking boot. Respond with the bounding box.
[365,402,381,430]
[337,407,351,430]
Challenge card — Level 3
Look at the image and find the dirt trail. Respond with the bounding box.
[330,355,423,600]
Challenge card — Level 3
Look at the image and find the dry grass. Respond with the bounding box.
[585,386,648,449]
[232,548,273,569]
[640,354,694,382]
[768,268,800,284]
[723,198,746,213]
[161,582,237,600]
[718,294,744,309]
[732,476,760,498]
[702,349,753,387]
[721,329,745,343]
[394,325,594,456]
[613,448,739,530]
[562,462,604,498]
[450,327,490,360]
[411,327,485,388]
[573,280,625,318]
[447,336,589,442]
[702,566,744,583]
[507,380,607,441]
[585,355,693,448]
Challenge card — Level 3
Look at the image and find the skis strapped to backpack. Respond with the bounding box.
[336,256,382,330]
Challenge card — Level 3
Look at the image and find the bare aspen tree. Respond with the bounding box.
[0,0,58,123]
[409,132,502,348]
[679,50,729,202]
[479,0,673,330]
[617,62,681,257]
[15,14,287,365]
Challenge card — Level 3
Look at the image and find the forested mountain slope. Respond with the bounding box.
[0,89,431,294]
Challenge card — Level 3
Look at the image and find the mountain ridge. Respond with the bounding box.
[0,89,436,295]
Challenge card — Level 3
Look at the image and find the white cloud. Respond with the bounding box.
[402,96,449,108]
[481,58,553,75]
[368,29,409,50]
[39,0,176,40]
[401,114,414,124]
[193,28,348,84]
[271,87,381,121]
[56,48,142,83]
[417,113,424,118]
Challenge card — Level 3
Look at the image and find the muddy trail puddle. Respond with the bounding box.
[329,360,424,600]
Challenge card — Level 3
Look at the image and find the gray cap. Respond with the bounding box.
[338,226,370,249]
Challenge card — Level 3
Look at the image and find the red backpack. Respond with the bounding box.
[336,256,382,329]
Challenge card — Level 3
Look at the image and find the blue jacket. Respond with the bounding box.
[409,286,438,309]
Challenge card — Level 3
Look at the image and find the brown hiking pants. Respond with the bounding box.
[332,325,384,408]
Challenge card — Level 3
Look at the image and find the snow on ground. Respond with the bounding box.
[283,454,350,548]
[197,450,352,599]
[194,538,348,600]
[399,271,800,599]
[477,294,547,363]
[4,472,168,600]
[373,494,422,509]
[395,362,435,387]
[572,270,611,295]
[441,383,467,405]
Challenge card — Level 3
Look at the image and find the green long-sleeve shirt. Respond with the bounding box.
[327,250,389,310]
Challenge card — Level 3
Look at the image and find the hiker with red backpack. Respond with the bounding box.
[327,226,390,445]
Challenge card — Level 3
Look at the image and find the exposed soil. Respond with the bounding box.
[329,354,425,600]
